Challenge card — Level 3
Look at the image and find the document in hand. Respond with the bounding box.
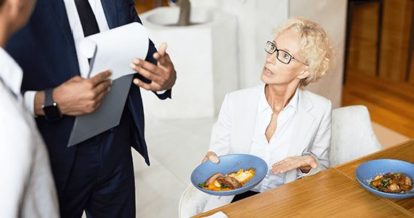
[67,22,149,147]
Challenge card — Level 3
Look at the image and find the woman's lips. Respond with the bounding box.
[263,67,273,75]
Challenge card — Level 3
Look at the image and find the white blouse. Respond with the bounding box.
[249,87,299,192]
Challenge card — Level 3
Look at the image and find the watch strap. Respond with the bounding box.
[44,88,54,107]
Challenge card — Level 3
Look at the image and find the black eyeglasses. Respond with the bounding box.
[264,41,308,65]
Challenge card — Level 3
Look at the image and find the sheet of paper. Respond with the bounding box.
[203,211,229,218]
[67,22,149,147]
[79,22,149,80]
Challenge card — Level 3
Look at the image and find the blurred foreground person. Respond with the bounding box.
[0,0,59,217]
[6,0,176,217]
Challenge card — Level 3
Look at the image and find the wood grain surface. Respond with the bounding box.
[195,140,414,218]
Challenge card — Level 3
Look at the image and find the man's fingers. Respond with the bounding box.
[70,76,83,82]
[92,80,112,97]
[157,42,168,56]
[133,78,162,91]
[153,50,172,66]
[132,59,159,75]
[93,90,107,104]
[157,53,172,67]
[90,70,111,86]
[153,43,169,65]
[131,46,175,91]
[130,63,164,84]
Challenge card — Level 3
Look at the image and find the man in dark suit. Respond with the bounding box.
[6,0,176,217]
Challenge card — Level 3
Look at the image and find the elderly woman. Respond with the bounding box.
[203,17,333,202]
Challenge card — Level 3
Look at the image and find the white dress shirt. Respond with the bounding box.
[0,47,59,218]
[23,0,110,114]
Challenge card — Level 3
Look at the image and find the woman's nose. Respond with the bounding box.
[266,53,276,63]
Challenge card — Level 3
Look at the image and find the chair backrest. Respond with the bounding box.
[178,185,233,218]
[330,105,382,166]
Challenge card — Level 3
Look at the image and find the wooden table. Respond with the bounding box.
[194,140,414,217]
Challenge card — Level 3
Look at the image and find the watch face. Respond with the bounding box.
[43,103,62,121]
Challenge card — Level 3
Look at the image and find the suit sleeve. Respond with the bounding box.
[209,94,232,156]
[128,1,171,99]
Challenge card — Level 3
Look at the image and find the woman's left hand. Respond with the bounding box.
[271,155,317,174]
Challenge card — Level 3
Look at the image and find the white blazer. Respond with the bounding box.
[209,85,332,184]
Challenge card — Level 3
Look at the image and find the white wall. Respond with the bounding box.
[191,0,289,88]
[289,0,347,107]
[141,7,239,118]
[191,0,347,107]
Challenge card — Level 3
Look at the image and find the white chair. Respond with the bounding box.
[330,105,382,166]
[178,185,233,218]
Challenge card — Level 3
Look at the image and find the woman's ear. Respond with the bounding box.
[297,69,310,80]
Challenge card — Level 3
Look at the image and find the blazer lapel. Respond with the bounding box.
[100,0,119,28]
[241,104,259,154]
[50,0,75,47]
[287,89,315,157]
[49,0,80,77]
[233,85,263,154]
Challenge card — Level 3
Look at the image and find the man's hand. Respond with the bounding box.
[130,43,176,91]
[271,155,317,174]
[53,70,112,116]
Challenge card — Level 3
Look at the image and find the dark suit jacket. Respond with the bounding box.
[6,0,169,193]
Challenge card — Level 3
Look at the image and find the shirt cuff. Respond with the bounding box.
[156,90,167,95]
[23,91,36,115]
[297,166,321,179]
[297,152,321,178]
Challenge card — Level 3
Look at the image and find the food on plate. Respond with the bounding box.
[369,172,412,193]
[199,169,255,191]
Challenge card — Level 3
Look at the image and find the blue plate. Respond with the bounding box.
[355,159,414,199]
[191,154,268,196]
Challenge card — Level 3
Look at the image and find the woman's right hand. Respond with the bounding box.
[202,151,220,164]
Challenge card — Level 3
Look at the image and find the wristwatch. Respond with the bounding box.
[42,88,62,121]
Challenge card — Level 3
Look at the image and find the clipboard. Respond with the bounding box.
[67,74,133,147]
[66,22,149,147]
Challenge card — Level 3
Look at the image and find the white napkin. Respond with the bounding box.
[202,211,228,218]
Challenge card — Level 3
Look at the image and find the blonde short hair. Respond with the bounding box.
[273,17,333,86]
